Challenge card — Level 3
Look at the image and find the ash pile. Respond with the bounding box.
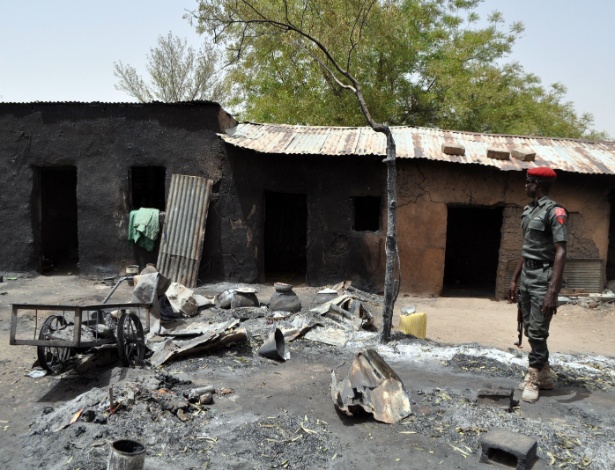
[17,279,615,469]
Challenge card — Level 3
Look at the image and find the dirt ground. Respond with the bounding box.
[1,275,614,469]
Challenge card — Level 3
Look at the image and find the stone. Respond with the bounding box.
[479,428,537,470]
[487,148,510,160]
[441,142,465,156]
[477,386,516,411]
[511,149,536,162]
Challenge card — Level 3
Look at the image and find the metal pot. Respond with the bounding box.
[215,289,236,309]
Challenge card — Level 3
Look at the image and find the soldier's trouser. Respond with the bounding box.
[518,265,553,370]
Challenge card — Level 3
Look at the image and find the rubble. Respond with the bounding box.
[4,278,615,469]
[331,349,411,424]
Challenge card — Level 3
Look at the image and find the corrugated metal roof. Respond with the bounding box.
[0,100,218,106]
[221,123,615,175]
[157,174,213,288]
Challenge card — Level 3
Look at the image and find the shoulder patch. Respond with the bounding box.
[554,207,567,225]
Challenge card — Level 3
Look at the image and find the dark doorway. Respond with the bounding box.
[131,166,166,210]
[264,191,308,282]
[32,167,79,273]
[607,190,615,282]
[443,206,503,296]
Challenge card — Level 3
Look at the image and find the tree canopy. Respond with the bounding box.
[114,31,226,103]
[192,0,606,139]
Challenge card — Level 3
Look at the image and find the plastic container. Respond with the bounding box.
[399,312,427,339]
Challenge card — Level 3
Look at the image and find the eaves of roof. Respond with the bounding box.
[220,122,615,175]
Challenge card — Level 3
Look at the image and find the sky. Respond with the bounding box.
[1,0,614,137]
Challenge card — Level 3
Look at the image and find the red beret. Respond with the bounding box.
[527,167,556,179]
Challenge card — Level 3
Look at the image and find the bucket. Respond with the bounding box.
[399,312,427,339]
[107,439,145,470]
[126,265,139,287]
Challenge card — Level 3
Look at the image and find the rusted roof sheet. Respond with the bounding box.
[157,174,213,288]
[221,123,615,175]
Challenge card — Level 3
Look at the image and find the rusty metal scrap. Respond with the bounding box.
[157,174,213,288]
[331,349,411,424]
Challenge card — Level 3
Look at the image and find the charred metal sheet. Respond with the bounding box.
[258,328,290,361]
[148,319,245,366]
[157,174,213,288]
[221,123,615,175]
[305,326,349,347]
[331,349,411,424]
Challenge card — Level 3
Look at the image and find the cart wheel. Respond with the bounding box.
[117,312,145,367]
[37,315,71,373]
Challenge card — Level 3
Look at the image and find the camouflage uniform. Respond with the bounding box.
[518,196,568,369]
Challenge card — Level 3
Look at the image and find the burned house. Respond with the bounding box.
[219,123,615,299]
[0,102,236,281]
[1,102,615,299]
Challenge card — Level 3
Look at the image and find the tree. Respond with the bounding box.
[193,0,606,139]
[114,31,226,103]
[193,0,403,342]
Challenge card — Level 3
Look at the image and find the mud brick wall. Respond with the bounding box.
[0,102,235,280]
[396,161,611,298]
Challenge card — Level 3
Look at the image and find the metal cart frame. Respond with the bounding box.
[10,301,151,373]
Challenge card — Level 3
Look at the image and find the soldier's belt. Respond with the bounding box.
[524,259,553,270]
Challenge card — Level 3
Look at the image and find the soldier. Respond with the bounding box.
[508,166,568,403]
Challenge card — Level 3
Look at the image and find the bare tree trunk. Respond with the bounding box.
[380,131,398,343]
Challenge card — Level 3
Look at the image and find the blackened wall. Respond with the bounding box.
[222,147,387,290]
[0,102,235,279]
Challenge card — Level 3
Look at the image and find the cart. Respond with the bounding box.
[9,277,151,373]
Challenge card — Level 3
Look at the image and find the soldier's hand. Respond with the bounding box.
[541,292,558,319]
[508,281,518,303]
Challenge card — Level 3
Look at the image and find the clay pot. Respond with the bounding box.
[269,283,301,313]
[231,288,259,308]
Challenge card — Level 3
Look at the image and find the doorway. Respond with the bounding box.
[607,190,615,282]
[32,167,79,273]
[443,205,503,296]
[263,191,308,282]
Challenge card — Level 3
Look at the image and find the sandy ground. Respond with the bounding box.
[394,292,615,357]
[0,275,614,469]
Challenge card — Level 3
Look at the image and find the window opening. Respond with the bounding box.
[131,166,166,210]
[353,196,381,231]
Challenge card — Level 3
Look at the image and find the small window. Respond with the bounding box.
[131,166,166,210]
[353,196,381,231]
